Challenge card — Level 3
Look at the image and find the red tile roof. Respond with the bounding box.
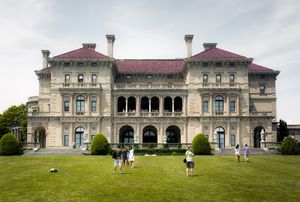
[116,59,184,73]
[249,63,278,73]
[35,67,51,74]
[53,47,109,59]
[190,47,246,59]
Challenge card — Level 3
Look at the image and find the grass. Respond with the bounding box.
[0,155,300,202]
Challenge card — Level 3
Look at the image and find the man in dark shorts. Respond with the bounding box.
[185,146,195,176]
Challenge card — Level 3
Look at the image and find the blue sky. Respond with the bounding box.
[0,0,299,123]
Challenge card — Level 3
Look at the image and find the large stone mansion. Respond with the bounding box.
[27,35,279,149]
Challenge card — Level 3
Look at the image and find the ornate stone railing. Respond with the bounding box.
[28,96,39,102]
[250,112,273,116]
[61,82,101,88]
[201,82,240,88]
[114,83,186,90]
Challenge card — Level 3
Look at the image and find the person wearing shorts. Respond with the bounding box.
[113,145,123,174]
[185,146,195,176]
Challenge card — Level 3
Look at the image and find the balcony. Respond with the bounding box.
[28,112,50,116]
[201,82,240,89]
[114,83,186,90]
[60,82,101,89]
[28,96,39,102]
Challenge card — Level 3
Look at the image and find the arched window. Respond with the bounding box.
[143,126,157,143]
[166,125,181,144]
[151,97,159,112]
[215,127,225,149]
[117,96,126,112]
[164,97,172,112]
[76,96,85,112]
[128,97,136,112]
[119,126,134,144]
[75,127,85,149]
[174,96,182,112]
[141,97,149,112]
[215,95,224,112]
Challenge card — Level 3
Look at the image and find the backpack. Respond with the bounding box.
[112,150,117,159]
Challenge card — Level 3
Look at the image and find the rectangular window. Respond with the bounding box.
[64,135,69,146]
[203,101,209,112]
[91,62,97,67]
[230,101,235,112]
[203,62,209,67]
[78,74,84,83]
[230,130,235,146]
[65,74,70,83]
[229,62,235,67]
[92,74,97,83]
[260,84,265,95]
[216,74,222,83]
[203,74,208,83]
[216,62,222,67]
[230,74,235,83]
[64,62,70,67]
[64,101,69,112]
[78,62,84,67]
[91,101,96,112]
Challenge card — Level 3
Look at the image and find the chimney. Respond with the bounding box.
[82,43,96,50]
[106,34,115,58]
[184,34,194,58]
[41,50,50,69]
[203,43,217,50]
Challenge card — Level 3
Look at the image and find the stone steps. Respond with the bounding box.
[212,148,279,155]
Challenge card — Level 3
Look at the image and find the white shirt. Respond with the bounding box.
[234,148,240,155]
[185,150,194,162]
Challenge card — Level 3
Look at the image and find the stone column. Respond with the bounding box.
[137,96,140,116]
[159,96,163,116]
[86,94,90,116]
[226,95,230,115]
[226,122,230,148]
[209,94,213,115]
[236,95,240,115]
[183,96,187,116]
[149,99,151,113]
[125,98,128,116]
[199,93,202,115]
[70,94,73,116]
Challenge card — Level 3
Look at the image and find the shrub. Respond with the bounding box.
[0,133,21,155]
[90,133,110,155]
[280,136,300,155]
[192,134,211,155]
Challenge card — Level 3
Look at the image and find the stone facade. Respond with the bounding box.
[27,35,279,149]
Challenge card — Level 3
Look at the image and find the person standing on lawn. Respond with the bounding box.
[234,144,241,162]
[243,144,249,162]
[185,146,195,176]
[113,145,123,174]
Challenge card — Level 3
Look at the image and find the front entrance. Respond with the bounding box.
[215,127,225,149]
[119,125,134,144]
[34,126,46,148]
[75,127,85,149]
[143,125,157,143]
[254,126,264,148]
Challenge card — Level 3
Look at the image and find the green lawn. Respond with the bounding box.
[0,155,300,202]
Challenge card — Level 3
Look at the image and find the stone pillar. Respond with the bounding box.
[86,94,90,116]
[137,96,140,116]
[199,94,203,115]
[183,96,187,116]
[236,95,240,115]
[209,94,213,115]
[226,95,230,115]
[226,122,230,148]
[159,97,163,116]
[70,94,73,116]
[149,99,151,113]
[125,98,128,116]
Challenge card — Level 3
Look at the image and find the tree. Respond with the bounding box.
[0,104,27,141]
[278,119,289,142]
[280,136,299,155]
[0,133,21,155]
[192,134,211,155]
[90,133,110,155]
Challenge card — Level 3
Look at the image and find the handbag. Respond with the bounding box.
[183,158,187,163]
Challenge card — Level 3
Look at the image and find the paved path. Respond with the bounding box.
[22,148,89,156]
